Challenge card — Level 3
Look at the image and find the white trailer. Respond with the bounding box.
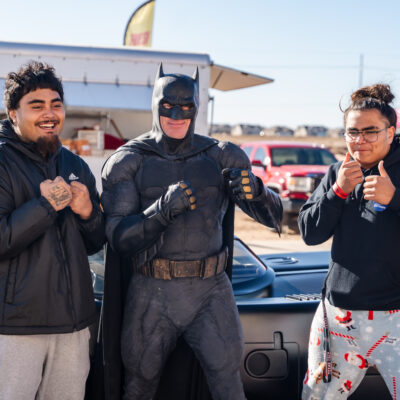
[0,41,273,188]
[0,41,272,137]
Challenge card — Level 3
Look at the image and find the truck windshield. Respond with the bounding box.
[270,147,336,166]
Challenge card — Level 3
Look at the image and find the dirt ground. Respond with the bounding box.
[234,209,291,241]
[234,206,332,255]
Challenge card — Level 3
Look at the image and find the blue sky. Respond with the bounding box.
[1,0,400,128]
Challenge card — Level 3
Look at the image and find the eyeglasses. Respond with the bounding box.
[344,127,387,143]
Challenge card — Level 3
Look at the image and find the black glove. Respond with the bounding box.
[222,168,261,201]
[160,181,196,222]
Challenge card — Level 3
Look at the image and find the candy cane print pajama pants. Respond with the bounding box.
[302,298,400,400]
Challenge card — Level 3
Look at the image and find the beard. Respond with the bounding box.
[35,135,61,159]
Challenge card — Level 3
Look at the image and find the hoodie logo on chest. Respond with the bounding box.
[68,173,79,181]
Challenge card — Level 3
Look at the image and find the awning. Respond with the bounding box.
[210,64,273,91]
[0,79,153,112]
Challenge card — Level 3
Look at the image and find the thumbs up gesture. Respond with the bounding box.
[363,161,395,205]
[336,152,363,194]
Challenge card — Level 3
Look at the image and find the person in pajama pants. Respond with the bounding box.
[299,83,400,399]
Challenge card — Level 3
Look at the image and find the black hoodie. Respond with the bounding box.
[299,136,400,310]
[0,119,104,334]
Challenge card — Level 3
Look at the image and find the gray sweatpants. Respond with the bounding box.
[0,328,90,400]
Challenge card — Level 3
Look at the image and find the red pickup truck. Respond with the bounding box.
[241,141,337,224]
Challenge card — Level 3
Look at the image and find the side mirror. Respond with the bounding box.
[251,159,264,168]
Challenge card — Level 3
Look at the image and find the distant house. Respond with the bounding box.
[260,126,294,136]
[231,124,264,136]
[294,125,328,137]
[209,124,232,134]
[327,127,344,138]
[258,127,276,136]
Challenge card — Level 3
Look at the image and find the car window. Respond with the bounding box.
[242,146,253,158]
[320,149,337,165]
[253,147,266,163]
[270,147,336,166]
[232,239,267,284]
[232,238,275,297]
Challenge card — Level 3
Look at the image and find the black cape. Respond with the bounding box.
[86,201,235,400]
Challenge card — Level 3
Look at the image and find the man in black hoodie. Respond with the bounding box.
[0,62,104,400]
[300,84,400,399]
[100,65,282,400]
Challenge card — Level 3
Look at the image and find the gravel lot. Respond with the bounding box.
[234,209,332,255]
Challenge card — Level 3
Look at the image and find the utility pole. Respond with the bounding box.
[359,53,364,88]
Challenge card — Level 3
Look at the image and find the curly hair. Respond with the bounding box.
[344,84,397,128]
[3,61,64,119]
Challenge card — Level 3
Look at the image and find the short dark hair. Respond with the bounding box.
[3,61,64,118]
[344,84,397,128]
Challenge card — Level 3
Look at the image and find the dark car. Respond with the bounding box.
[89,239,391,400]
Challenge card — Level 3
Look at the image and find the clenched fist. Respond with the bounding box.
[40,176,72,211]
[160,181,196,222]
[222,168,261,201]
[69,181,93,220]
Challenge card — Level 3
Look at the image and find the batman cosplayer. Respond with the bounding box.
[96,65,282,400]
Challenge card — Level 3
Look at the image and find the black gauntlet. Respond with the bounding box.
[222,167,282,233]
[222,168,261,201]
[160,181,196,222]
[112,181,196,257]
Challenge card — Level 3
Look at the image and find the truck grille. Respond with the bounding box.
[308,174,324,192]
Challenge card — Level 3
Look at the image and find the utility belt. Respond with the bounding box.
[136,247,228,280]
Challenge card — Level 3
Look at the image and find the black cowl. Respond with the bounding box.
[150,64,200,156]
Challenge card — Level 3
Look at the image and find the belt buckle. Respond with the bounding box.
[152,259,172,280]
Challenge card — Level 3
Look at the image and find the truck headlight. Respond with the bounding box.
[286,177,313,192]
